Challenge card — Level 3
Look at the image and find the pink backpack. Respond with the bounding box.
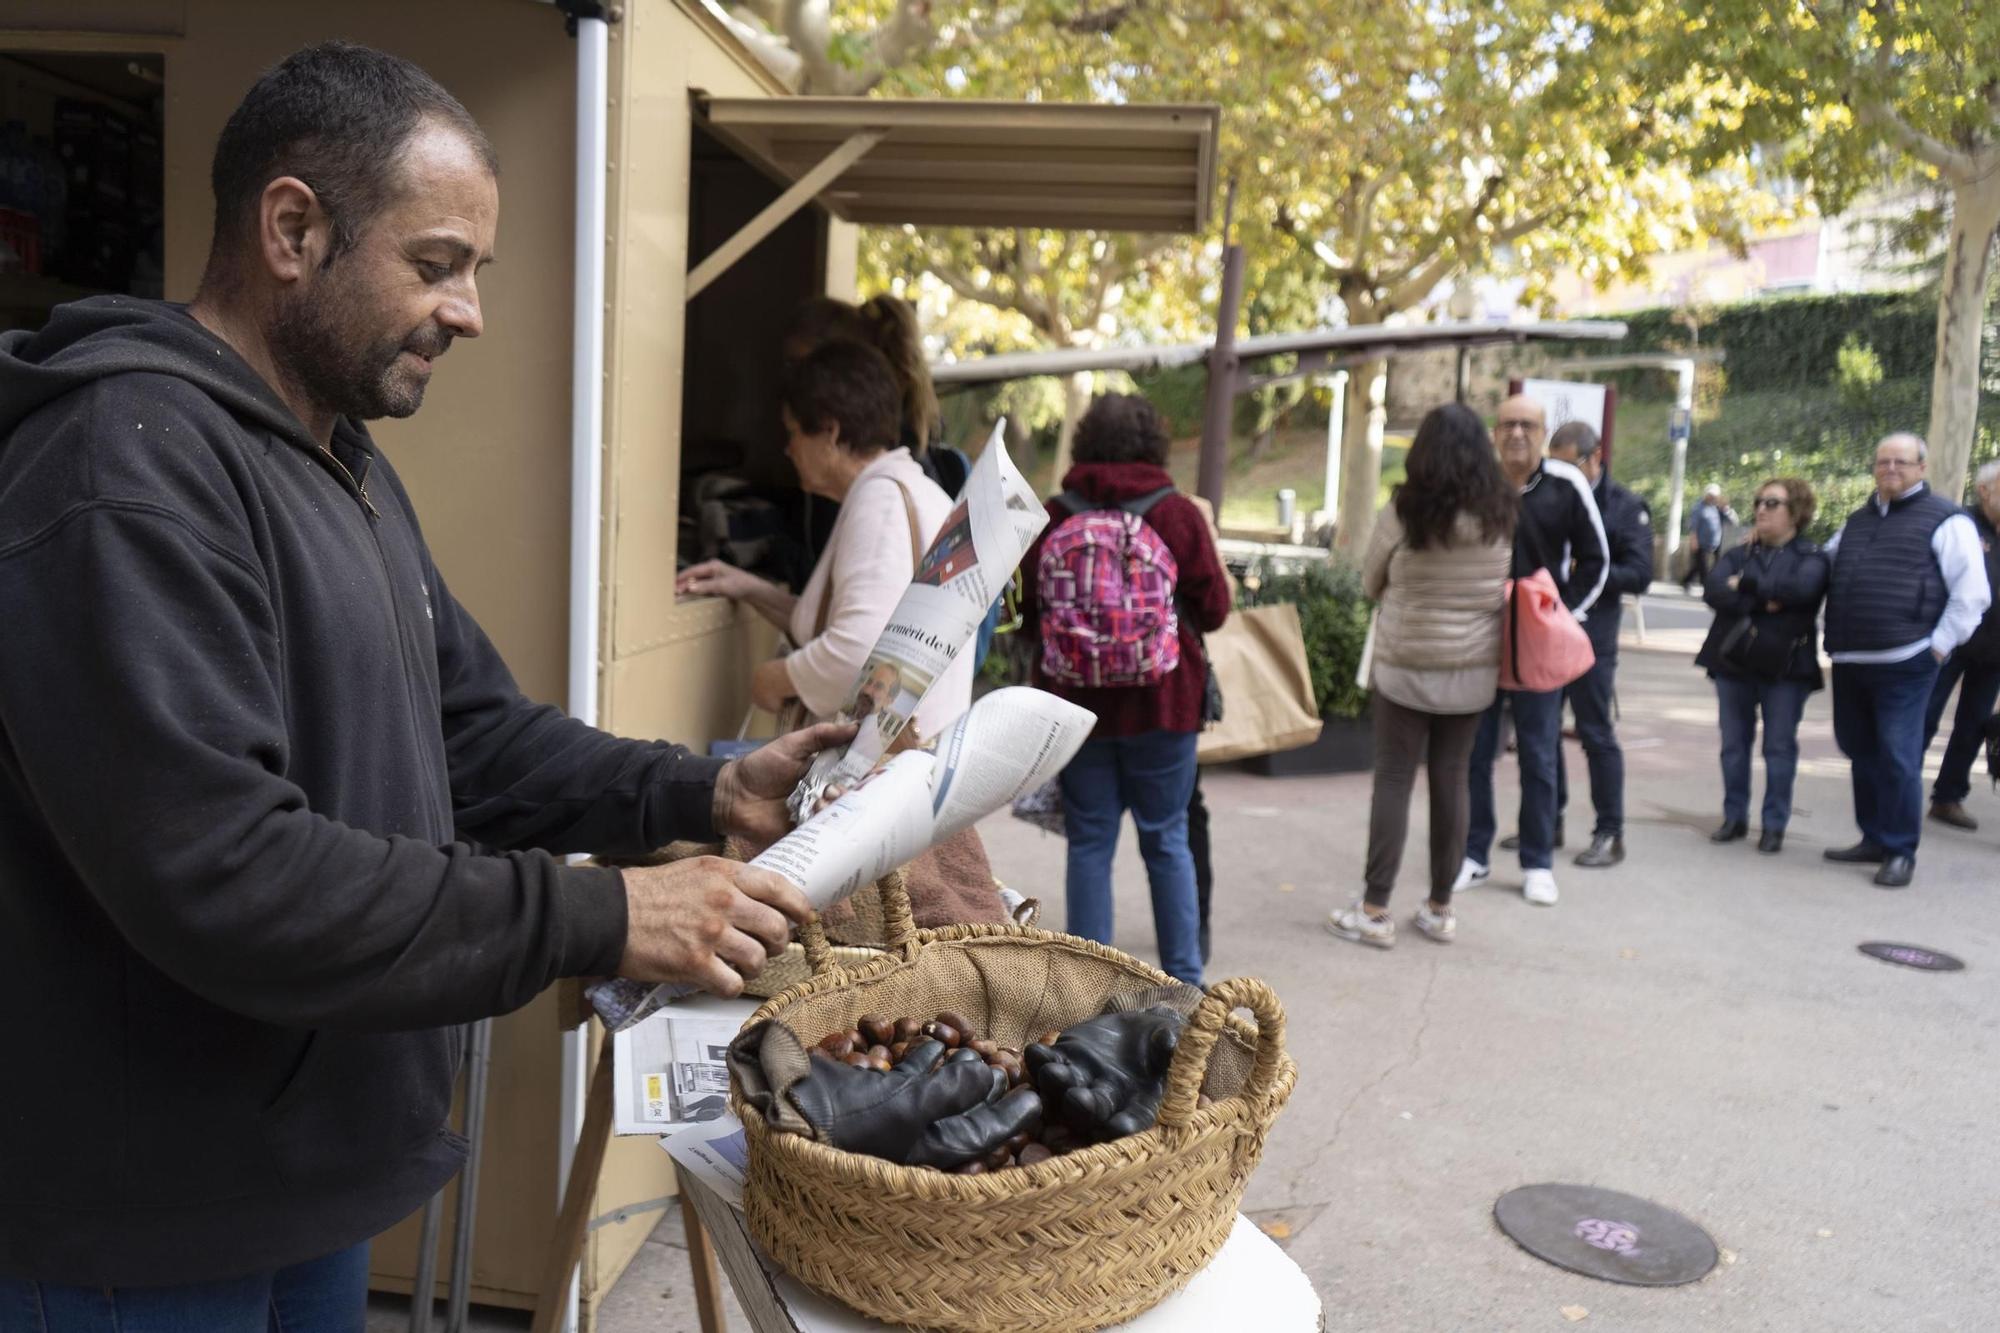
[1037,488,1182,688]
[1498,567,1596,692]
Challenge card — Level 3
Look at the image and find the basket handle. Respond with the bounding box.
[1156,976,1288,1129]
[797,867,920,975]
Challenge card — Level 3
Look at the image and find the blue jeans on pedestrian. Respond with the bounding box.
[1831,655,1942,859]
[1058,729,1203,985]
[1714,675,1811,831]
[1556,655,1624,838]
[0,1243,368,1333]
[1467,687,1564,871]
[1921,650,2000,806]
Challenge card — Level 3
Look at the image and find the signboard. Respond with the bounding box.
[1522,377,1610,437]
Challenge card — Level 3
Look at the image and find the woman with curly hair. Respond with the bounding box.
[1328,403,1516,949]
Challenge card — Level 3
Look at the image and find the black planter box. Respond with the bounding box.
[1245,711,1373,776]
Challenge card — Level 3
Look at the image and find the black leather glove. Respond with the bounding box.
[787,1039,999,1163]
[906,1086,1044,1170]
[1025,1005,1184,1143]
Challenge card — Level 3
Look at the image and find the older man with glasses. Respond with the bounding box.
[1456,395,1609,907]
[1820,434,1992,888]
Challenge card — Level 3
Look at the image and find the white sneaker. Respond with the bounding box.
[1412,903,1456,944]
[1522,868,1560,906]
[1451,858,1490,893]
[1326,902,1397,948]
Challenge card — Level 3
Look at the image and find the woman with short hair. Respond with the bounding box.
[675,339,972,736]
[1329,403,1515,949]
[1696,477,1829,854]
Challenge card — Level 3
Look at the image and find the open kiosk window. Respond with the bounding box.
[0,51,164,334]
[677,120,831,594]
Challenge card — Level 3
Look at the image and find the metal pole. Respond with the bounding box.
[446,1018,495,1333]
[1665,361,1694,575]
[409,1191,445,1333]
[1196,183,1242,511]
[1454,346,1471,404]
[1323,369,1347,532]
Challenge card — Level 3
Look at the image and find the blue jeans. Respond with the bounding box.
[1714,676,1811,831]
[1557,655,1625,838]
[1467,687,1564,871]
[1059,729,1203,985]
[1922,651,2000,806]
[0,1244,367,1333]
[1831,655,1942,858]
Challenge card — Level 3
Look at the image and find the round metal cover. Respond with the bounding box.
[1858,942,1964,972]
[1494,1184,1717,1287]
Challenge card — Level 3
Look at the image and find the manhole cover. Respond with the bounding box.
[1494,1184,1717,1286]
[1858,942,1964,972]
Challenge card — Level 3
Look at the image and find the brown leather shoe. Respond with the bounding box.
[1928,802,1979,831]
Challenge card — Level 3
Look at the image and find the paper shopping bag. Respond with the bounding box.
[1196,601,1324,764]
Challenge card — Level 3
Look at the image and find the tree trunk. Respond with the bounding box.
[1050,371,1092,495]
[1335,358,1388,555]
[1926,161,2000,503]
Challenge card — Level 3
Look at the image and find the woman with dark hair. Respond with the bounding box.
[1020,393,1230,985]
[675,340,972,735]
[1328,403,1515,949]
[1695,477,1829,853]
[784,294,941,458]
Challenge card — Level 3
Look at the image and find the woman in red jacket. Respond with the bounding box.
[1020,395,1231,985]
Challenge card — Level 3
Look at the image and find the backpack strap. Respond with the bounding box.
[1053,486,1178,518]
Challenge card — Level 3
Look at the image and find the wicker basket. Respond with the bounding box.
[732,880,1297,1332]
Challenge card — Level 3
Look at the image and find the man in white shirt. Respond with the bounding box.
[1820,433,1992,887]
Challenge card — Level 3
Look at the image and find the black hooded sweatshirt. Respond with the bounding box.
[0,298,726,1285]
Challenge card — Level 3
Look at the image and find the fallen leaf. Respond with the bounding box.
[1720,1248,1739,1265]
[1260,1219,1292,1240]
[1277,882,1297,893]
[1815,1229,1833,1239]
[1618,948,1638,960]
[1561,1306,1589,1322]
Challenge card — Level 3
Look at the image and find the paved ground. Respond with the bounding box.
[379,591,2000,1331]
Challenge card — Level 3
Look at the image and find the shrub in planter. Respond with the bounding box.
[1237,556,1374,776]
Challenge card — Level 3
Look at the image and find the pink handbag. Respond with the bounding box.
[1498,568,1596,693]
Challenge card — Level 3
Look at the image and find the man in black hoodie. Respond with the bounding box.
[0,43,849,1319]
[1456,395,1609,907]
[1547,421,1654,868]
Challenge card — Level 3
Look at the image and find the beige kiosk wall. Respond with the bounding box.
[0,0,734,1315]
[602,3,802,747]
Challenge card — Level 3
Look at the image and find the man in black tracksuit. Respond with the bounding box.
[1460,395,1610,907]
[0,45,849,1319]
[1547,422,1654,867]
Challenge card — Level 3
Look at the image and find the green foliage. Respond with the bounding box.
[1129,365,1209,440]
[1834,335,1886,412]
[1238,557,1372,720]
[1604,292,1938,391]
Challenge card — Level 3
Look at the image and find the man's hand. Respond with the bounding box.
[713,721,859,848]
[617,857,812,997]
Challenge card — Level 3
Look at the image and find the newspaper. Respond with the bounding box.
[588,686,1095,1031]
[788,421,1050,816]
[608,993,750,1134]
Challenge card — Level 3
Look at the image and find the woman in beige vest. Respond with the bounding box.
[1329,404,1515,948]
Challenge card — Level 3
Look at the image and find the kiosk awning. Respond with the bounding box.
[686,96,1219,298]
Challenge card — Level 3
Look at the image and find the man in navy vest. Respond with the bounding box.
[1822,434,1992,887]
